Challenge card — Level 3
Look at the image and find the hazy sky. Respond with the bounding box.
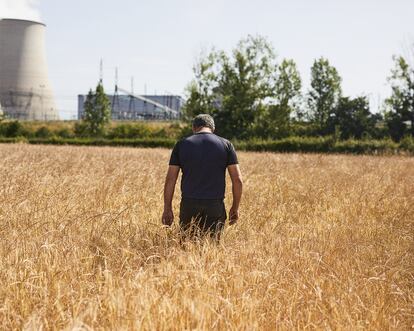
[1,0,414,119]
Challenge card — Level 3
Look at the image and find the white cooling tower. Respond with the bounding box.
[0,19,58,120]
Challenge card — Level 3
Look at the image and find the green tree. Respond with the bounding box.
[275,59,302,114]
[82,83,111,136]
[307,57,342,134]
[384,111,407,141]
[182,51,224,120]
[327,96,380,139]
[217,36,277,139]
[385,55,414,138]
[183,35,278,139]
[262,59,302,138]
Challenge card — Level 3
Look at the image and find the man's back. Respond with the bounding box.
[169,132,238,200]
[162,114,242,238]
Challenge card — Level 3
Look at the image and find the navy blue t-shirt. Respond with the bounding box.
[169,132,238,200]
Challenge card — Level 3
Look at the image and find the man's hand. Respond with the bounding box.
[228,164,243,226]
[163,165,179,227]
[162,209,174,226]
[229,206,239,225]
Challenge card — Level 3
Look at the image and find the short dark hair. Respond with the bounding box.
[192,114,215,131]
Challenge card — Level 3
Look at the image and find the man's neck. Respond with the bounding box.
[194,128,213,134]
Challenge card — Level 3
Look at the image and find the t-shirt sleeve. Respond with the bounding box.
[226,142,239,166]
[169,142,181,166]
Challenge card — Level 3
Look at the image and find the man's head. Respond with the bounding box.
[192,114,215,133]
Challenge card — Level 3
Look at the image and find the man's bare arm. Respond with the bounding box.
[162,165,180,226]
[227,164,243,225]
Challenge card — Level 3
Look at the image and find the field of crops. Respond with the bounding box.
[0,144,413,330]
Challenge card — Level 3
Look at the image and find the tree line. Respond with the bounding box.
[3,34,411,145]
[183,35,414,142]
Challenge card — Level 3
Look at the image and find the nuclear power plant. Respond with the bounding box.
[0,18,183,121]
[0,19,58,120]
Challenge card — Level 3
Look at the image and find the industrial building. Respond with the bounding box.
[0,19,58,120]
[78,93,183,120]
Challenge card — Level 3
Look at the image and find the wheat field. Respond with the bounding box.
[0,144,413,330]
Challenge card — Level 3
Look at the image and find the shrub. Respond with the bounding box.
[234,137,334,153]
[0,121,26,137]
[107,123,151,139]
[334,139,398,154]
[399,135,414,154]
[151,128,168,138]
[35,126,53,138]
[178,124,193,139]
[56,128,74,139]
[74,122,89,137]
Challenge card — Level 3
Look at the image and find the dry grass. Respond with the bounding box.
[0,144,413,330]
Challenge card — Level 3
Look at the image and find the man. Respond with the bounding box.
[162,114,243,238]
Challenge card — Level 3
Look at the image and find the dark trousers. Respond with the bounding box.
[179,198,227,239]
